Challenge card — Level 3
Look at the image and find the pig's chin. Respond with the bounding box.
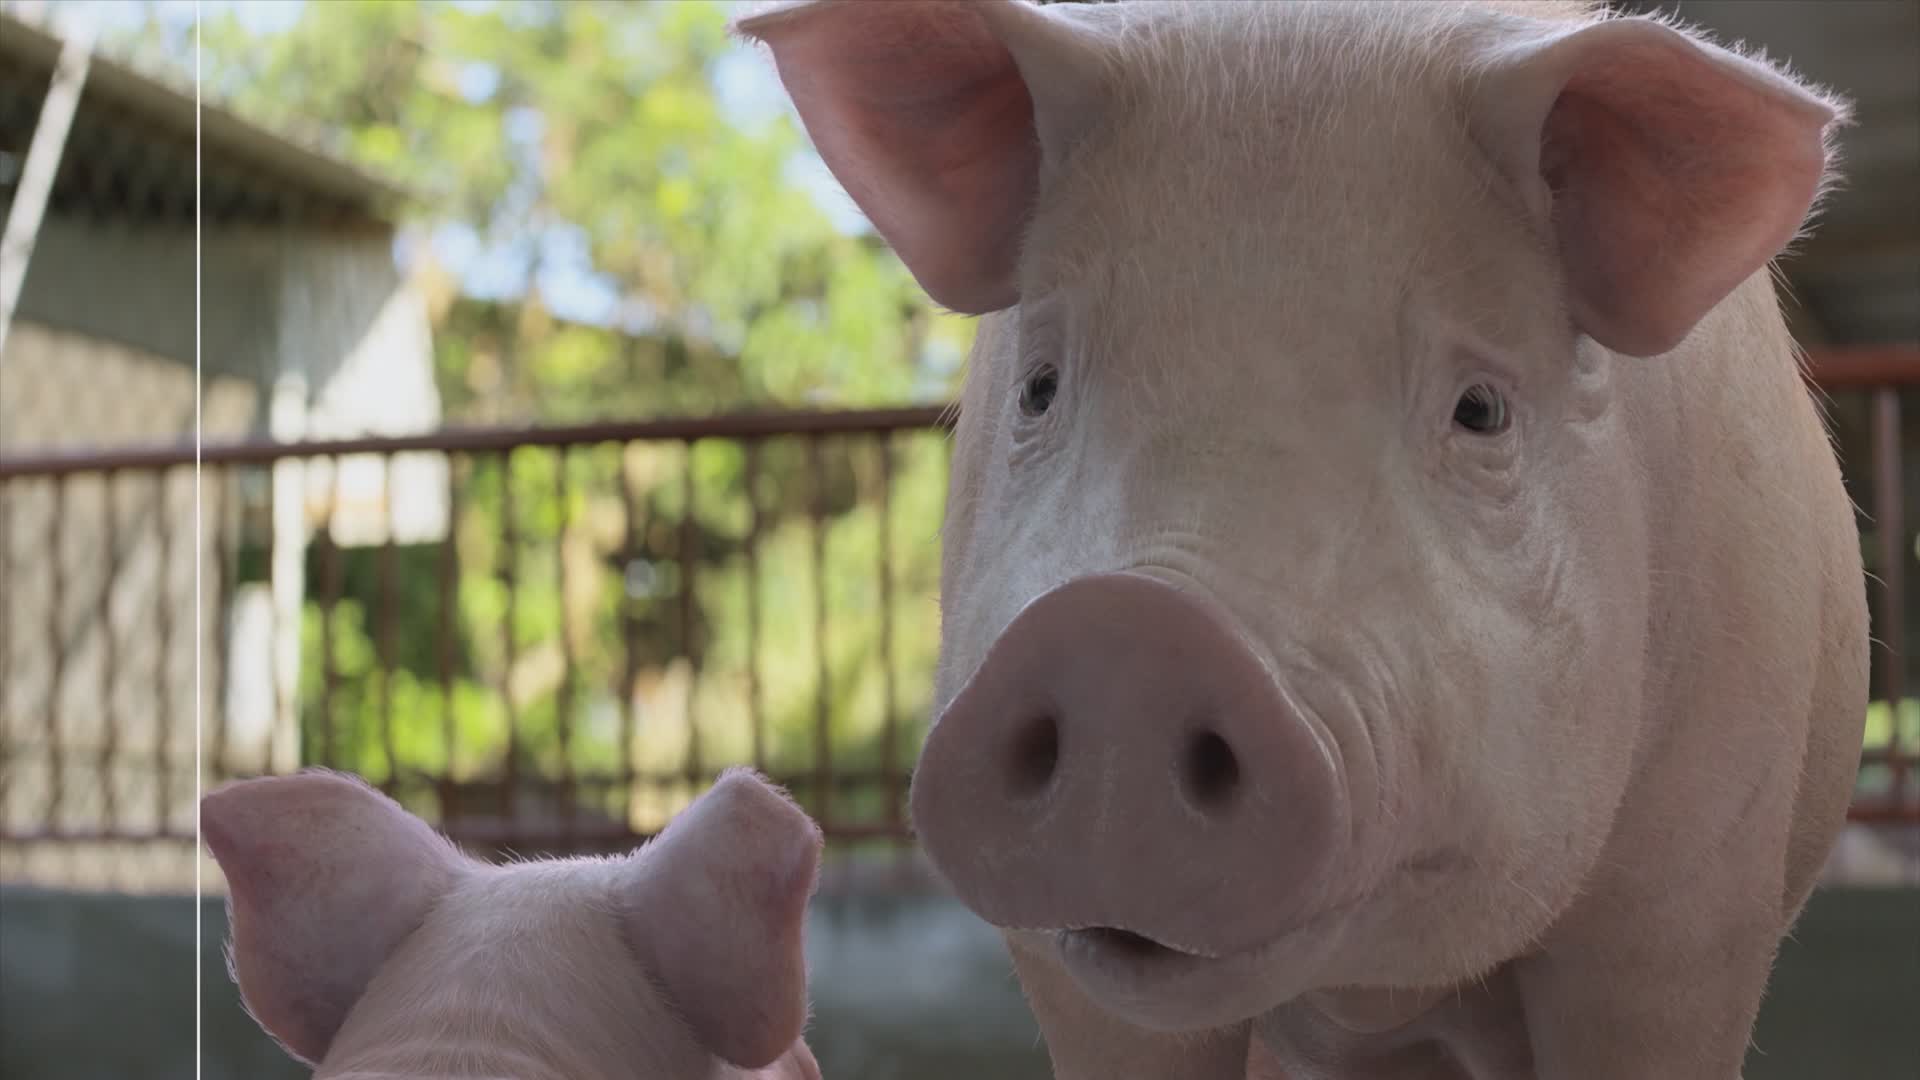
[1024,914,1346,1033]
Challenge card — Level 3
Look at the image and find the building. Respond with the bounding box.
[0,7,446,888]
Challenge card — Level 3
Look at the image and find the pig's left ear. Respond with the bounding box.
[1469,14,1847,358]
[201,770,468,1066]
[623,768,824,1069]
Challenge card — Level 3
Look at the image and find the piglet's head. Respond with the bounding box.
[202,767,823,1077]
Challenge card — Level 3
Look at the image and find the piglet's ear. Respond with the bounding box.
[625,768,823,1069]
[733,0,1112,314]
[201,770,468,1066]
[1471,15,1846,358]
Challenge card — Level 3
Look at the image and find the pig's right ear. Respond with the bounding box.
[623,768,824,1069]
[733,0,1113,314]
[200,770,468,1066]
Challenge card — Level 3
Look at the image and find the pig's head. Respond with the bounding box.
[739,0,1844,1033]
[201,768,823,1079]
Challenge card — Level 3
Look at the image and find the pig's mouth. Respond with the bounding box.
[1061,926,1209,961]
[1039,907,1357,1031]
[1044,923,1293,1031]
[1055,925,1224,982]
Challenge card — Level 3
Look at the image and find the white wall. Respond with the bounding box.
[1,215,447,890]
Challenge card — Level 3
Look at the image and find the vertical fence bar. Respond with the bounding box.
[438,455,460,815]
[554,448,576,838]
[1872,387,1908,807]
[680,443,701,790]
[744,440,765,774]
[808,436,832,831]
[44,475,66,831]
[318,459,344,769]
[210,468,233,782]
[266,466,284,777]
[378,455,400,793]
[876,434,900,833]
[95,472,118,827]
[152,468,173,832]
[500,450,520,824]
[0,478,9,831]
[267,460,296,777]
[617,448,640,817]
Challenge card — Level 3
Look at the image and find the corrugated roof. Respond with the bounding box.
[0,8,411,226]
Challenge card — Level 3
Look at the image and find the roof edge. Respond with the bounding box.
[0,8,416,214]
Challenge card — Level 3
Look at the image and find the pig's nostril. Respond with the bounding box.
[1182,730,1240,811]
[1006,714,1061,798]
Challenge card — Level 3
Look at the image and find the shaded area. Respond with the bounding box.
[1745,886,1920,1080]
[0,883,1048,1080]
[2,885,1914,1079]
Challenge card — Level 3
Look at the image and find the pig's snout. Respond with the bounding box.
[910,572,1348,960]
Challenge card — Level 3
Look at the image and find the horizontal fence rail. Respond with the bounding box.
[0,406,957,478]
[1,406,956,874]
[0,366,1916,887]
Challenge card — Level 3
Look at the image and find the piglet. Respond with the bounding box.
[201,767,824,1080]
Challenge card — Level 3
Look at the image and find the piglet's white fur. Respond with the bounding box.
[202,767,824,1080]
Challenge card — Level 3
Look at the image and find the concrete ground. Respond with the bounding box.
[1,877,1913,1079]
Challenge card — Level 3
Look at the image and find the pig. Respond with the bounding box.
[200,767,824,1080]
[736,1,1870,1077]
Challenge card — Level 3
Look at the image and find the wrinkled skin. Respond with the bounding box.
[201,768,824,1080]
[739,1,1869,1077]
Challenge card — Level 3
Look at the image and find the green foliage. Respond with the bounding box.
[189,1,967,835]
[1857,698,1920,802]
[196,0,975,415]
[298,433,949,833]
[1864,698,1920,750]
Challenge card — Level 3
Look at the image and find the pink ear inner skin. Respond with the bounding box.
[742,2,1042,313]
[1538,28,1834,357]
[627,768,823,1069]
[201,771,464,1066]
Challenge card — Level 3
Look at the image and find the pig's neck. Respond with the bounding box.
[1255,969,1534,1078]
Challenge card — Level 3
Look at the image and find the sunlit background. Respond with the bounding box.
[1,1,1914,1078]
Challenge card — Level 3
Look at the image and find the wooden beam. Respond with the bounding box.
[1804,345,1920,388]
[0,12,94,358]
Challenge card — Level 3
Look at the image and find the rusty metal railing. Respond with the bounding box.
[0,359,1916,876]
[0,406,955,862]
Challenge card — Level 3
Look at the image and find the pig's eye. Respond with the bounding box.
[1019,365,1060,418]
[1452,383,1509,435]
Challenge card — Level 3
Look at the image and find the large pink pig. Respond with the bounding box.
[738,1,1870,1077]
[201,768,824,1080]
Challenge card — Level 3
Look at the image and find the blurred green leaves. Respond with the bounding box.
[197,0,973,414]
[1857,698,1920,803]
[193,1,966,833]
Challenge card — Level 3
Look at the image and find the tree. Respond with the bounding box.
[168,0,970,838]
[193,0,974,417]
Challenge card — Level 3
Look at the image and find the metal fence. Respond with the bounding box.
[0,406,954,887]
[1,366,1916,888]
